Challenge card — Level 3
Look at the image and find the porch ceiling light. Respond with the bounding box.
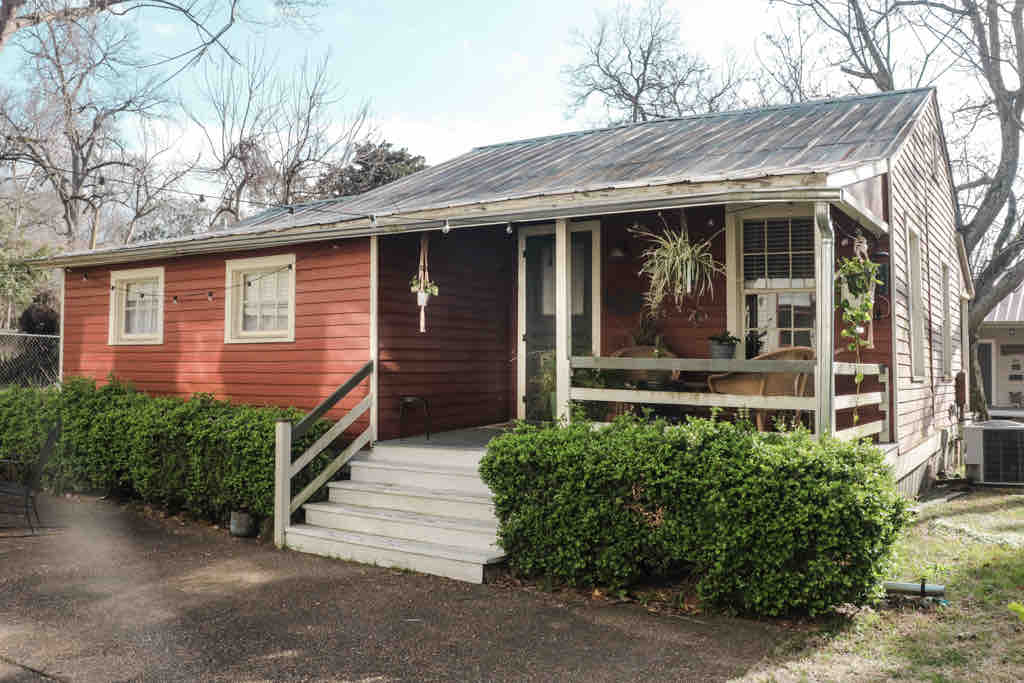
[609,242,630,261]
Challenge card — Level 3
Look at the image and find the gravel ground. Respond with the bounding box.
[0,495,787,682]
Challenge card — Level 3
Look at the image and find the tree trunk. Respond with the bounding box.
[969,332,990,420]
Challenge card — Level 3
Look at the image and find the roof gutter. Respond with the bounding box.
[36,185,886,268]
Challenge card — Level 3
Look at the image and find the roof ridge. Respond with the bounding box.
[473,88,936,151]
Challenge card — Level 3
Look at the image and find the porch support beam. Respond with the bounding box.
[555,218,572,421]
[814,202,835,438]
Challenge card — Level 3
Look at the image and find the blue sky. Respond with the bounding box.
[134,0,770,163]
[0,0,771,195]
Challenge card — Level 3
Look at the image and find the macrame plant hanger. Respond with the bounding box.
[417,233,429,333]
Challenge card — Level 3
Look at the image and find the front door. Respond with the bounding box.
[517,222,600,420]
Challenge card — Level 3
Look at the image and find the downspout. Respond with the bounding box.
[815,203,835,438]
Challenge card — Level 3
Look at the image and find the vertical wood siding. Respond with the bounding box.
[377,227,516,440]
[887,94,963,456]
[62,240,371,428]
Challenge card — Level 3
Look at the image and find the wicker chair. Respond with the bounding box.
[707,346,815,431]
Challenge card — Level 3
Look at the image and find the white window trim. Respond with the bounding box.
[108,266,165,346]
[733,205,817,354]
[907,228,926,381]
[224,253,296,344]
[941,262,952,380]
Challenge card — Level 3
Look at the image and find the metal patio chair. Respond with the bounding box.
[0,419,60,534]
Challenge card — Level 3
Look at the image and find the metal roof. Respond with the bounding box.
[985,286,1024,323]
[48,88,933,263]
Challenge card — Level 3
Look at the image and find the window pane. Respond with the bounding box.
[792,251,814,280]
[793,330,812,347]
[790,218,813,249]
[243,303,259,331]
[777,305,792,328]
[743,220,764,251]
[123,278,158,334]
[124,308,140,334]
[765,220,790,251]
[766,252,789,282]
[277,272,289,300]
[744,253,765,288]
[779,330,792,347]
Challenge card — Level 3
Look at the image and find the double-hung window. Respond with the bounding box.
[224,254,296,343]
[108,267,164,345]
[742,216,816,353]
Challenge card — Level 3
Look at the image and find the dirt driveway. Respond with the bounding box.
[1,496,788,682]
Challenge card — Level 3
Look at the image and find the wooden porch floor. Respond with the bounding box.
[375,423,512,452]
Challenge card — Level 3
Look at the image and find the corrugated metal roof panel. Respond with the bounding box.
[986,287,1024,323]
[52,88,933,261]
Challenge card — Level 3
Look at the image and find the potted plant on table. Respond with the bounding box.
[709,331,742,359]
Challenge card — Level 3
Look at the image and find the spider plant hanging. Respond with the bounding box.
[630,213,724,318]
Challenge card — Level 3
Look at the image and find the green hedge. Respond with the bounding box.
[479,415,908,616]
[0,377,334,523]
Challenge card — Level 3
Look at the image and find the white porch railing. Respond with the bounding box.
[274,359,374,547]
[568,356,888,441]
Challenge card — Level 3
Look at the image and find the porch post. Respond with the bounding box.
[273,419,291,548]
[814,202,835,438]
[555,218,572,421]
[369,235,379,443]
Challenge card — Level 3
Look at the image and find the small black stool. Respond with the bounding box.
[398,395,431,439]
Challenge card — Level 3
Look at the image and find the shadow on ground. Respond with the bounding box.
[1,496,793,682]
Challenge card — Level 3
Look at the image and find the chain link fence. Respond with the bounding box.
[0,332,60,388]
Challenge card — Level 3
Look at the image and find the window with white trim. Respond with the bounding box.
[742,216,816,352]
[908,229,925,378]
[224,254,296,344]
[108,267,164,345]
[942,263,952,378]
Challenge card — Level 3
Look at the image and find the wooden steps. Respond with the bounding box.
[283,433,504,583]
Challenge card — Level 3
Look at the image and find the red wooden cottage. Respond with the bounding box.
[44,88,973,581]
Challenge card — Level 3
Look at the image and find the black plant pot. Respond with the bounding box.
[709,341,737,360]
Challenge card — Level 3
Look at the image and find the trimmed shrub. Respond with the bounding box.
[479,415,908,616]
[0,377,334,524]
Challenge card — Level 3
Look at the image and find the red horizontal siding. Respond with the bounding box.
[62,240,371,429]
[377,227,516,440]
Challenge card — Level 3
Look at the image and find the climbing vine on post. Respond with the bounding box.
[836,238,881,424]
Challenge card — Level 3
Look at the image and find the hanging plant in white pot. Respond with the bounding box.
[411,233,439,332]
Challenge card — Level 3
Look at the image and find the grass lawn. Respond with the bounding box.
[743,489,1024,682]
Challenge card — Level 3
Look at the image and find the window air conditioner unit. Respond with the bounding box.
[964,420,1024,485]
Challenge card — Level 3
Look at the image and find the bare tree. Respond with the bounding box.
[106,125,199,244]
[191,45,368,226]
[775,0,1024,415]
[190,47,282,227]
[755,9,836,104]
[0,14,169,247]
[563,0,746,123]
[267,51,368,205]
[0,0,329,70]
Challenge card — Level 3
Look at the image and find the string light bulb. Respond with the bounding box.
[207,291,214,302]
[442,219,451,234]
[505,223,513,235]
[172,296,179,304]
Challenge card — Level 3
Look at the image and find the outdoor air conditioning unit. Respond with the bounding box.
[964,420,1024,485]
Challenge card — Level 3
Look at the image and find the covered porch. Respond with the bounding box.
[533,199,889,442]
[377,195,892,443]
